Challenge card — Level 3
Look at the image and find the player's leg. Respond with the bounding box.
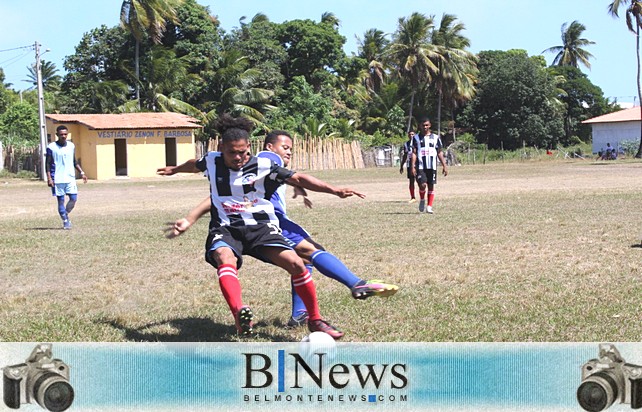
[407,168,416,202]
[426,170,436,214]
[416,171,428,212]
[55,190,71,229]
[65,194,77,215]
[206,229,253,335]
[262,246,344,339]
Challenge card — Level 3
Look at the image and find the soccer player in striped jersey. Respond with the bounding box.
[46,125,87,229]
[157,115,361,339]
[411,118,448,214]
[399,131,418,203]
[170,131,399,328]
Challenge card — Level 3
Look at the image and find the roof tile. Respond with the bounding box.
[46,112,202,130]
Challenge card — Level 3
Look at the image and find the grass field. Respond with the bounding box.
[1,159,642,342]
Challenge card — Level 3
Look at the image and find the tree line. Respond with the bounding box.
[0,0,632,156]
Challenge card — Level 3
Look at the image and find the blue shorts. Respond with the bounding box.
[51,181,78,197]
[278,215,311,248]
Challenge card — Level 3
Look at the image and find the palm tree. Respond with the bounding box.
[542,21,595,69]
[357,28,389,93]
[320,12,340,29]
[430,13,478,137]
[25,60,62,91]
[609,0,642,157]
[120,0,184,104]
[386,13,441,132]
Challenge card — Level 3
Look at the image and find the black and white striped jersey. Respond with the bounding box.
[195,152,294,227]
[413,133,443,170]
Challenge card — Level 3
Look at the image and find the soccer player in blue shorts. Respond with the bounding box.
[46,125,87,229]
[167,130,399,329]
[157,115,363,339]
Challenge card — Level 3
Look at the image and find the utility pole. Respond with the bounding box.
[35,41,48,181]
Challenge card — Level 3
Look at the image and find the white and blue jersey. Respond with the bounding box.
[46,141,77,184]
[256,151,311,247]
[196,151,293,228]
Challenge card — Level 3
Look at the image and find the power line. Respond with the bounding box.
[0,44,34,53]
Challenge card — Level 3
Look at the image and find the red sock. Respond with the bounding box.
[217,264,243,314]
[409,184,415,199]
[419,190,426,201]
[292,270,321,321]
[428,191,435,206]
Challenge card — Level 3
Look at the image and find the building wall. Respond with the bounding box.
[46,120,196,180]
[591,121,640,154]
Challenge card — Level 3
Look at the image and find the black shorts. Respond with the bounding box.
[406,167,415,180]
[204,223,292,269]
[416,169,437,185]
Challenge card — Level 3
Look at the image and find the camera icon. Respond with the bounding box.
[577,343,642,411]
[3,343,74,411]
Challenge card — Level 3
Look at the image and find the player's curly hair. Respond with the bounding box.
[215,114,254,143]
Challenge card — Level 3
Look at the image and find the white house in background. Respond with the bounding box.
[583,107,641,154]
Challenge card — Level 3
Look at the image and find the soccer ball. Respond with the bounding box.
[299,331,337,362]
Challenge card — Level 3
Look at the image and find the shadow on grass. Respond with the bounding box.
[25,227,64,231]
[630,243,642,249]
[100,317,294,342]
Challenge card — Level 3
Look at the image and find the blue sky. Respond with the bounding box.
[1,0,637,104]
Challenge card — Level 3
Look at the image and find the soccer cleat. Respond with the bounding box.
[287,311,309,328]
[63,220,72,230]
[308,319,344,340]
[426,206,434,214]
[418,199,425,212]
[351,280,399,300]
[235,306,254,336]
[408,198,417,203]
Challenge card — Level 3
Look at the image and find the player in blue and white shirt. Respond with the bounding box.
[157,115,362,339]
[46,125,87,229]
[411,118,448,214]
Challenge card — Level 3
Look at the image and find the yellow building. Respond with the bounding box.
[46,113,201,180]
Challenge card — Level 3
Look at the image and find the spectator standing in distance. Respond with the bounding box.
[411,118,448,214]
[46,125,87,229]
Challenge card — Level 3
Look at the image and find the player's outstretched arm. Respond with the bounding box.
[164,196,211,239]
[157,159,200,176]
[286,173,365,199]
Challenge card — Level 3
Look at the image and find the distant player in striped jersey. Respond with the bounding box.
[399,131,418,203]
[411,118,448,214]
[46,125,87,230]
[157,115,362,339]
[169,131,399,328]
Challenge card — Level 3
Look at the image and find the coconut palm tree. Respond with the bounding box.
[430,13,478,136]
[609,0,642,157]
[321,12,340,29]
[357,28,389,93]
[25,60,62,91]
[120,0,184,104]
[386,13,441,132]
[542,21,595,69]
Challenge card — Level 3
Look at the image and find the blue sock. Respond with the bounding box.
[290,264,312,317]
[311,250,362,288]
[65,194,77,214]
[56,196,68,221]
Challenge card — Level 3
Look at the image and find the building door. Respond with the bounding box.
[165,137,177,166]
[115,139,128,176]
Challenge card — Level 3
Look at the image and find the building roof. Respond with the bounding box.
[582,107,642,124]
[46,112,202,130]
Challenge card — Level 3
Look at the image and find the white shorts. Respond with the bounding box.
[52,181,78,197]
